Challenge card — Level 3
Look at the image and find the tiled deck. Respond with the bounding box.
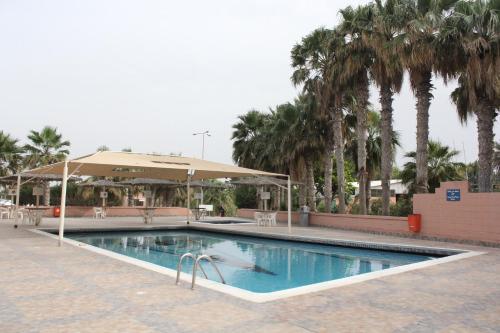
[1,216,499,332]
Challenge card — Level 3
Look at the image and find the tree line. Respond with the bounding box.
[232,0,499,215]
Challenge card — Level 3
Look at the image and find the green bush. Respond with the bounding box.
[368,197,413,217]
[390,197,413,217]
[234,185,257,209]
[370,198,383,215]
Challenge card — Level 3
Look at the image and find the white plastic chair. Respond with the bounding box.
[93,207,105,219]
[0,207,9,219]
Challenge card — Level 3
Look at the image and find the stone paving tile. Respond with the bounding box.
[163,300,261,332]
[2,278,78,299]
[39,316,157,333]
[14,294,112,321]
[232,321,314,333]
[0,218,499,332]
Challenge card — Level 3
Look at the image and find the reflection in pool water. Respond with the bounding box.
[68,230,436,293]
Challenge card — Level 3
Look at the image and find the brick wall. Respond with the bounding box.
[413,181,500,244]
[42,206,188,218]
[237,182,500,245]
[310,213,408,234]
[236,208,409,234]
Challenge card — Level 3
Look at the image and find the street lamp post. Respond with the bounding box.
[193,130,210,159]
[193,130,211,204]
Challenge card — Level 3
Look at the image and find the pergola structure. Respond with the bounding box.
[0,173,81,207]
[25,151,290,245]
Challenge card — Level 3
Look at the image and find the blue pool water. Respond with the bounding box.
[67,230,438,293]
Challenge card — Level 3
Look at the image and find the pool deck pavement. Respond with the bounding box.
[1,216,499,332]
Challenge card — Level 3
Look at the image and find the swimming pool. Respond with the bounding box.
[67,229,440,293]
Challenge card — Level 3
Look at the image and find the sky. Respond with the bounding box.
[1,0,498,169]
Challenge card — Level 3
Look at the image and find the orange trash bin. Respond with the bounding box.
[53,207,61,217]
[408,214,421,232]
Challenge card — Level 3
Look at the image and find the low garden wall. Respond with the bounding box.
[236,208,408,234]
[42,206,188,218]
[238,182,500,245]
[310,213,409,234]
[413,181,500,244]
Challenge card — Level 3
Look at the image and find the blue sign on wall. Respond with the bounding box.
[446,189,461,201]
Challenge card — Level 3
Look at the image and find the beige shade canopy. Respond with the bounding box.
[26,151,284,181]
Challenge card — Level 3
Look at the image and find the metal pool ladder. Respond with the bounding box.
[175,253,226,289]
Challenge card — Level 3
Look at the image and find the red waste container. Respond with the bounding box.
[53,207,61,217]
[408,214,421,232]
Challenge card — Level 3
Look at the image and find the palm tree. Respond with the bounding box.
[347,110,401,210]
[0,131,23,177]
[444,0,499,192]
[231,110,270,170]
[401,140,464,193]
[367,0,405,215]
[339,4,374,214]
[271,97,325,211]
[399,0,457,194]
[24,126,70,205]
[494,142,500,186]
[291,28,340,213]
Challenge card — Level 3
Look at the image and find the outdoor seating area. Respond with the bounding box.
[254,211,277,227]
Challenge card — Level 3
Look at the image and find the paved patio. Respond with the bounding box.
[1,216,499,332]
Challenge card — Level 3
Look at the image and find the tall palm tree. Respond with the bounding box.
[347,110,401,210]
[339,4,374,214]
[494,142,500,185]
[291,28,339,212]
[0,131,23,177]
[399,0,457,194]
[444,0,499,192]
[367,0,405,214]
[401,140,464,193]
[24,126,70,205]
[231,110,270,169]
[271,97,325,210]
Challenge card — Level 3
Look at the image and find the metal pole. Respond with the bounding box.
[14,173,21,227]
[186,174,191,224]
[58,159,69,246]
[202,134,205,159]
[102,186,106,208]
[201,134,205,204]
[287,175,292,234]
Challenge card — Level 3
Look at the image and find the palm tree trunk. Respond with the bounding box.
[333,107,346,213]
[305,159,316,211]
[258,185,264,210]
[323,145,333,213]
[165,188,175,206]
[298,165,307,207]
[413,70,433,194]
[43,181,50,206]
[273,186,280,210]
[380,84,394,215]
[476,101,496,192]
[356,77,369,215]
[365,173,371,213]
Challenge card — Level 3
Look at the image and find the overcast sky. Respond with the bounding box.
[1,0,498,169]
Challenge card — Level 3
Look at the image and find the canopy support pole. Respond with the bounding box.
[287,175,291,234]
[58,159,68,246]
[14,173,21,228]
[186,173,191,224]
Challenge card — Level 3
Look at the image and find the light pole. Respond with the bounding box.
[193,130,211,159]
[193,130,211,204]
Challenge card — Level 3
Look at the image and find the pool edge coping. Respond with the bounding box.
[29,228,484,303]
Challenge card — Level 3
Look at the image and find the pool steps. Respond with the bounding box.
[176,252,226,289]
